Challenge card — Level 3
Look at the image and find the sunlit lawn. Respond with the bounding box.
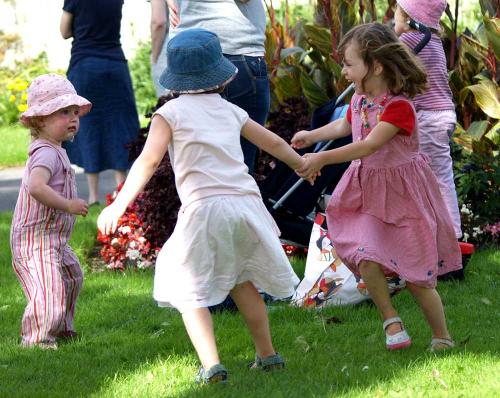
[0,208,499,397]
[0,124,30,168]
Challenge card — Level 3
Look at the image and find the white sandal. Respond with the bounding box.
[383,317,412,351]
[430,337,455,352]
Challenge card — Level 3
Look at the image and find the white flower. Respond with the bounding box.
[129,241,137,249]
[126,249,140,260]
[460,205,471,215]
[138,236,146,243]
[118,225,131,234]
[463,232,469,242]
[137,260,153,269]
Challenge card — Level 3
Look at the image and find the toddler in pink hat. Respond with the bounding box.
[396,0,446,30]
[11,73,91,349]
[394,1,462,239]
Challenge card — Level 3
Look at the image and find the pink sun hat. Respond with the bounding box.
[20,73,92,122]
[397,0,447,30]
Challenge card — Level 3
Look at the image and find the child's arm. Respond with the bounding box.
[97,115,172,235]
[60,10,73,39]
[297,121,400,177]
[28,167,88,216]
[241,119,316,183]
[291,117,351,149]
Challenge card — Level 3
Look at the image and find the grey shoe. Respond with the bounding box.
[195,363,228,384]
[250,353,285,371]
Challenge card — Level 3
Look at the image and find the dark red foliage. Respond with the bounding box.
[254,96,310,181]
[97,183,159,270]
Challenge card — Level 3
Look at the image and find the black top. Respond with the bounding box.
[63,0,126,70]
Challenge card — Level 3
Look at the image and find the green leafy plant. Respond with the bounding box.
[0,52,52,127]
[447,2,499,244]
[128,41,157,126]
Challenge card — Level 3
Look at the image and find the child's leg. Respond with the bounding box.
[15,254,67,346]
[417,110,462,238]
[86,172,99,204]
[229,281,275,359]
[181,307,221,370]
[405,282,452,340]
[359,260,401,335]
[59,246,84,333]
[114,170,127,186]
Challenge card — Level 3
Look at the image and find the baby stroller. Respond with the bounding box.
[259,100,351,246]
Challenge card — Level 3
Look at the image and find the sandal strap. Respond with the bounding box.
[205,364,227,379]
[251,353,285,370]
[431,338,455,348]
[382,316,403,331]
[195,364,228,384]
[259,353,284,368]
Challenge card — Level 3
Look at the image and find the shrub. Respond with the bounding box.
[96,183,161,271]
[0,52,52,126]
[128,41,157,125]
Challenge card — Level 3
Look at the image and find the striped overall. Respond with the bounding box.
[10,143,83,347]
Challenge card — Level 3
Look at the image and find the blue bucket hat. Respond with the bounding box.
[159,28,238,93]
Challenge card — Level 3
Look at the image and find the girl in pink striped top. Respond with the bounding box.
[10,74,91,349]
[394,0,462,238]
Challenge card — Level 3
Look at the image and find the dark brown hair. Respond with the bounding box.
[339,22,427,98]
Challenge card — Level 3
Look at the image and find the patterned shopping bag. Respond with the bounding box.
[292,213,405,308]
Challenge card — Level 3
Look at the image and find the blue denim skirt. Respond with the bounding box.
[63,57,140,173]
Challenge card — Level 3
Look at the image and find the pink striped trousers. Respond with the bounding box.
[10,159,83,347]
[417,109,462,238]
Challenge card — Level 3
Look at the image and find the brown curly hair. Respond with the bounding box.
[339,22,427,98]
[20,116,46,139]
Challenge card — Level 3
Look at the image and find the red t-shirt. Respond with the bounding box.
[346,99,415,136]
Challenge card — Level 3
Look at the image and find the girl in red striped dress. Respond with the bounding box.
[293,23,461,352]
[10,74,91,349]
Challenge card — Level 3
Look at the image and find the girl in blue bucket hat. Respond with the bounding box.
[98,28,317,384]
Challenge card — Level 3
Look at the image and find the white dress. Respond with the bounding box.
[152,94,299,311]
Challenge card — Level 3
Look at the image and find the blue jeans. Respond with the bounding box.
[222,55,270,174]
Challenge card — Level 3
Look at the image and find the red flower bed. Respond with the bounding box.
[96,183,160,271]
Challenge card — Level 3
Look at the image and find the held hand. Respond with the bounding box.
[67,199,88,216]
[291,130,314,149]
[97,204,125,235]
[167,0,180,27]
[296,156,321,185]
[296,153,323,181]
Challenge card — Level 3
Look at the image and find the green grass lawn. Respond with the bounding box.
[0,209,499,397]
[0,124,30,168]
